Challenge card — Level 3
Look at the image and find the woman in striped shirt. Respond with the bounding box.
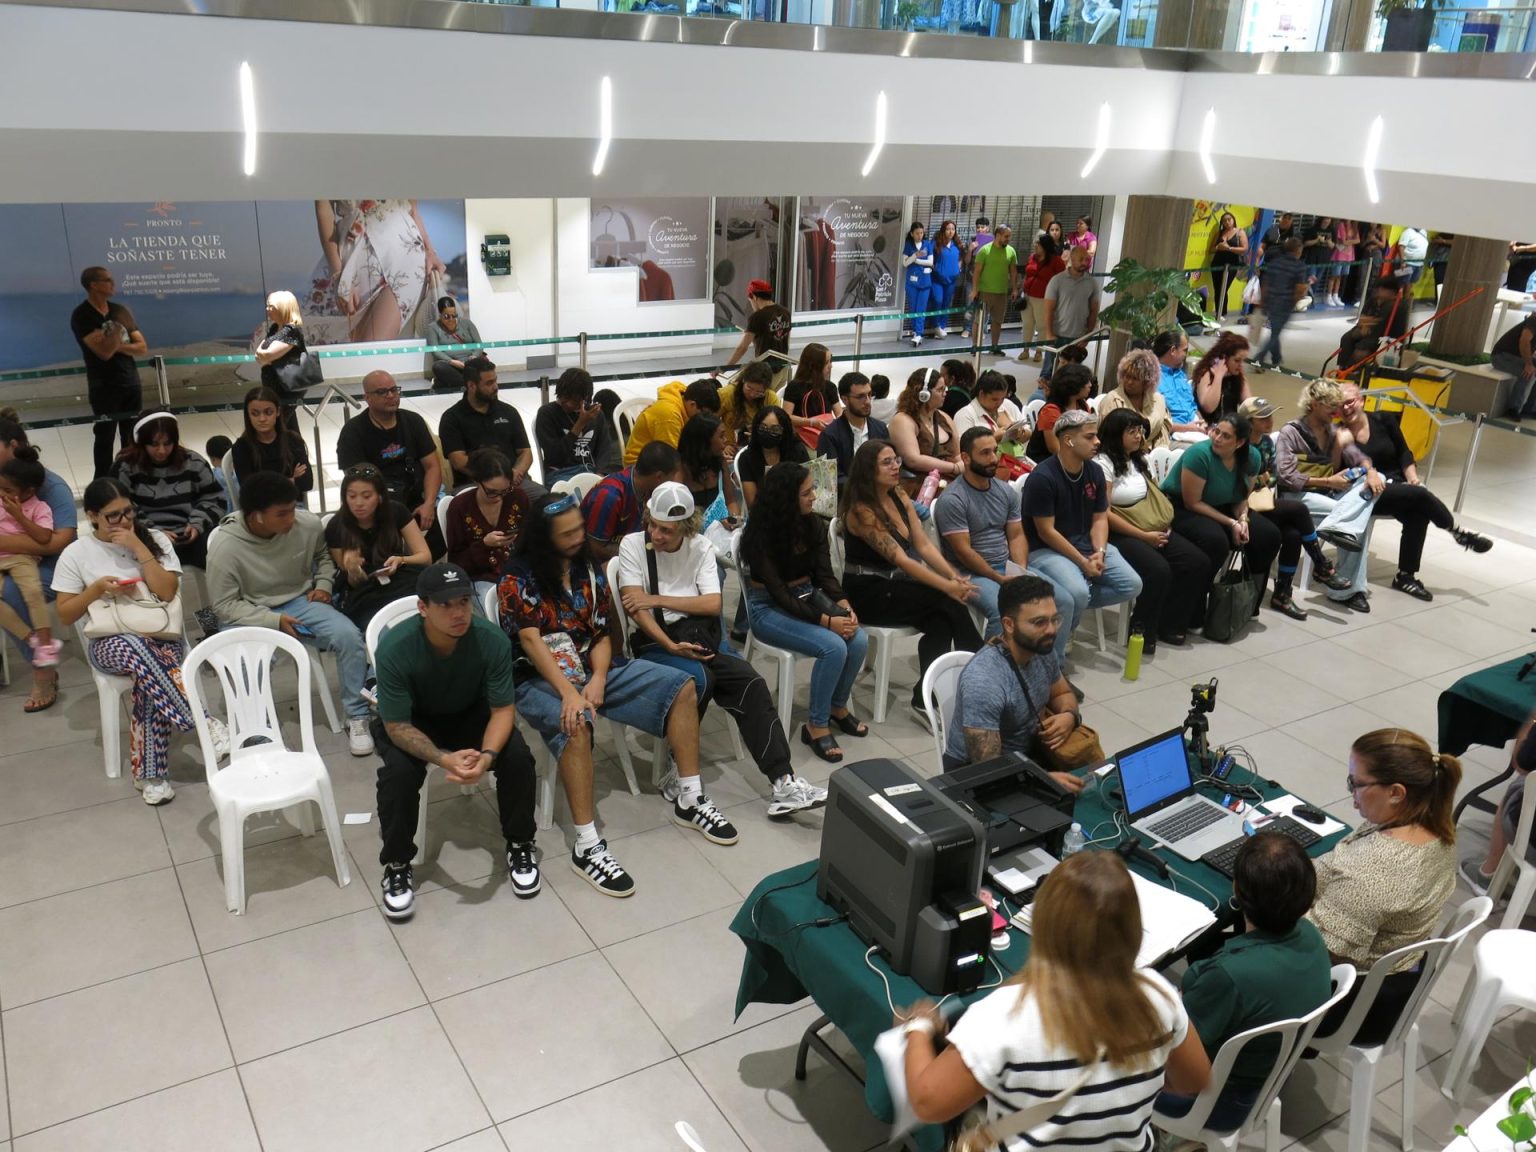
[113,412,227,570]
[902,851,1210,1152]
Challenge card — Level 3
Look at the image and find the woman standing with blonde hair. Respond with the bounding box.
[902,851,1210,1149]
[255,290,313,420]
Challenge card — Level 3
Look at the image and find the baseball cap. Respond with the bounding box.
[1238,397,1281,419]
[1054,409,1098,433]
[417,562,474,604]
[747,279,773,297]
[646,481,695,523]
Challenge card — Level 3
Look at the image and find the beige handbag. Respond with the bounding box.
[1116,484,1175,533]
[83,588,184,641]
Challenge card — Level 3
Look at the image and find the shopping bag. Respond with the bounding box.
[1204,551,1258,643]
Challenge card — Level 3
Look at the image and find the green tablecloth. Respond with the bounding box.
[730,771,1350,1151]
[1437,654,1536,757]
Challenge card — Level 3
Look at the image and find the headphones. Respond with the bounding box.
[917,368,940,405]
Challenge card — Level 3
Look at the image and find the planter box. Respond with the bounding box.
[1383,7,1435,50]
[1415,355,1513,417]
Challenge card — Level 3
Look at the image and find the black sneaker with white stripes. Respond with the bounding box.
[506,842,541,899]
[570,838,635,898]
[381,862,415,920]
[672,796,739,846]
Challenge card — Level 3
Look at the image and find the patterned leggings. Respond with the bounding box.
[90,635,195,781]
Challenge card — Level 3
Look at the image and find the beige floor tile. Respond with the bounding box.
[434,950,673,1122]
[240,1007,489,1152]
[9,1070,259,1152]
[203,909,424,1062]
[0,741,139,828]
[685,800,825,900]
[496,1059,748,1151]
[0,868,196,1008]
[0,797,171,909]
[3,958,231,1135]
[427,1132,507,1152]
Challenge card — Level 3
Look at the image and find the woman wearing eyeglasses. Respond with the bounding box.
[325,465,432,628]
[1308,728,1460,1041]
[444,448,530,605]
[51,479,228,804]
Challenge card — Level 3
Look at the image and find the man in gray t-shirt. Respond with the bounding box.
[935,429,1026,639]
[943,574,1088,798]
[1042,246,1101,381]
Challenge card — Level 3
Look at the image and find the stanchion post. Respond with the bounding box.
[538,375,550,406]
[853,314,864,372]
[153,356,170,407]
[579,332,589,372]
[1453,412,1485,515]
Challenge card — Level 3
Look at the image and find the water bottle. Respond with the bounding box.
[1062,822,1087,857]
[1341,466,1366,482]
[1124,627,1145,682]
[917,468,942,506]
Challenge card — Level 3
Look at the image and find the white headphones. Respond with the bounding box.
[917,368,940,405]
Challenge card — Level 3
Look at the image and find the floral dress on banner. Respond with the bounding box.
[307,199,435,343]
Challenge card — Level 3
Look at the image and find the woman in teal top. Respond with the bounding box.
[1161,412,1281,619]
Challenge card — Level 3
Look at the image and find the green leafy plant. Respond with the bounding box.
[1376,0,1445,19]
[1099,259,1214,344]
[893,0,935,28]
[1407,341,1492,367]
[1455,1072,1536,1152]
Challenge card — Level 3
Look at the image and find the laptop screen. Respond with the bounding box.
[1119,730,1194,818]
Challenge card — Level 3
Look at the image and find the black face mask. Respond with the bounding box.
[756,428,784,448]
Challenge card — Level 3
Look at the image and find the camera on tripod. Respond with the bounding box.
[1184,678,1219,772]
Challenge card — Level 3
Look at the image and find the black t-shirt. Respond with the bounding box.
[259,323,306,391]
[533,400,610,474]
[1354,412,1415,481]
[1305,227,1334,265]
[1020,454,1106,554]
[335,409,436,508]
[1262,224,1295,257]
[230,432,314,493]
[1493,314,1536,359]
[437,398,530,465]
[1507,246,1536,292]
[70,300,142,393]
[746,304,792,357]
[782,378,837,418]
[325,500,413,572]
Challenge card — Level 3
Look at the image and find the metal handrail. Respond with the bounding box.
[1358,381,1466,482]
[308,382,362,513]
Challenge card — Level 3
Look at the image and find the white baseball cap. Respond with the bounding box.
[646,481,695,523]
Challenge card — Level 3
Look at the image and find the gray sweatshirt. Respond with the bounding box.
[206,509,336,629]
[1273,419,1368,493]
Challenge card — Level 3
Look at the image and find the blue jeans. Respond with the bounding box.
[1027,545,1143,664]
[1301,489,1375,602]
[745,588,869,728]
[970,568,1073,642]
[276,595,370,719]
[513,656,691,759]
[1258,307,1295,366]
[1493,351,1536,416]
[1156,1086,1260,1134]
[2,556,59,668]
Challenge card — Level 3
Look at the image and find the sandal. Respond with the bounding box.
[800,725,843,762]
[24,671,58,713]
[829,711,869,738]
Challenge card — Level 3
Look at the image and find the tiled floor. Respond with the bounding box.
[3,325,1536,1150]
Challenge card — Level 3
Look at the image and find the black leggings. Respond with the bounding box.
[1373,482,1454,575]
[1109,530,1213,638]
[1257,498,1319,580]
[844,574,983,707]
[1170,505,1282,615]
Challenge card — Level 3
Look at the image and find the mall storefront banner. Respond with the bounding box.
[794,196,905,312]
[589,198,710,304]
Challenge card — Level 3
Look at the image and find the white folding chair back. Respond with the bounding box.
[1022,397,1047,427]
[1444,924,1536,1102]
[827,518,917,723]
[75,619,133,779]
[1310,896,1490,1152]
[1156,964,1358,1152]
[1488,769,1536,930]
[553,472,605,502]
[479,584,559,830]
[730,533,802,735]
[363,597,421,665]
[921,650,972,770]
[436,491,456,532]
[181,627,351,914]
[616,396,653,445]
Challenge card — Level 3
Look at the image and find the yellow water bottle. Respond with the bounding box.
[1124,627,1145,681]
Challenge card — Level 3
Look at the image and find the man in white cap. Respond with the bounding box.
[616,482,826,818]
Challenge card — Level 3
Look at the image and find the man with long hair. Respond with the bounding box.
[499,492,738,898]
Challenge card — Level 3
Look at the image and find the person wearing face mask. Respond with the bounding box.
[113,412,227,570]
[737,406,808,511]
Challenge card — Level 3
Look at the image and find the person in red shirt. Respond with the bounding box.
[1017,235,1065,363]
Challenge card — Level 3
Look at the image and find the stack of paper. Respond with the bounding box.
[1010,866,1216,968]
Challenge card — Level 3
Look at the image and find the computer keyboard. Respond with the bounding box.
[1201,816,1322,877]
[1146,802,1228,843]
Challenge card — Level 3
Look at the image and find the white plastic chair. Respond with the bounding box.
[1485,769,1536,930]
[76,619,132,779]
[730,533,803,736]
[1155,964,1358,1152]
[182,627,351,915]
[921,650,972,770]
[1022,397,1047,427]
[616,396,653,446]
[826,519,919,724]
[1444,927,1536,1101]
[207,525,342,733]
[552,471,604,502]
[1309,896,1491,1152]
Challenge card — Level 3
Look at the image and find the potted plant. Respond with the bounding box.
[1377,0,1442,52]
[1100,259,1215,346]
[1454,1071,1536,1152]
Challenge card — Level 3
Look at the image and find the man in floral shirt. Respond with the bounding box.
[498,491,738,898]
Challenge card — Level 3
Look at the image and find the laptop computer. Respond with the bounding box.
[1118,728,1246,861]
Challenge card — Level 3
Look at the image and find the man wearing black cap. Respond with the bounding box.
[372,561,540,920]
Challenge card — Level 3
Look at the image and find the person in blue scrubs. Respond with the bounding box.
[902,221,935,346]
[930,220,963,339]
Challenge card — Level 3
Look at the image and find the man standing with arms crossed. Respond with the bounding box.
[1041,245,1100,384]
[71,267,147,479]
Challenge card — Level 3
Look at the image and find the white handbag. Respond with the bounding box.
[83,589,184,641]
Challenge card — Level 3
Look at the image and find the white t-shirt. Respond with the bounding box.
[51,529,181,594]
[615,531,719,625]
[954,397,1025,440]
[1095,457,1149,507]
[947,969,1187,1152]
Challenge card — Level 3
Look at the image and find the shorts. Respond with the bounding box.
[979,291,1010,324]
[513,656,691,759]
[1330,261,1353,278]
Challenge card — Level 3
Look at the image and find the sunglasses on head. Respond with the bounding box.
[542,493,579,517]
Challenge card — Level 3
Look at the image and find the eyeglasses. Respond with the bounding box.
[542,493,579,517]
[366,386,401,397]
[441,311,458,318]
[103,507,136,525]
[1345,775,1383,793]
[480,483,513,498]
[345,464,382,479]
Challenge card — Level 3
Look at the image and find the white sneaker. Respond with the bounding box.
[935,326,948,338]
[142,779,175,806]
[206,716,231,759]
[347,717,375,756]
[912,333,923,347]
[767,774,828,817]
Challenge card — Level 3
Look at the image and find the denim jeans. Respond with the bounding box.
[513,656,691,760]
[1493,351,1536,416]
[1302,488,1376,601]
[1,555,59,668]
[1026,545,1142,664]
[1258,306,1295,366]
[745,588,869,728]
[970,568,1073,643]
[276,595,370,719]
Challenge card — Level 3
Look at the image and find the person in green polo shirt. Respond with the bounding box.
[970,224,1018,357]
[1154,832,1332,1131]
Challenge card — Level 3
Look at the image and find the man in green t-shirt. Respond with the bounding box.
[372,562,539,920]
[970,224,1018,357]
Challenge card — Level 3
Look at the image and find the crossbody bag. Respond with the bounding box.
[999,641,1104,772]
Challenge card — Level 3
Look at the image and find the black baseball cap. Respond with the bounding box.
[418,562,474,604]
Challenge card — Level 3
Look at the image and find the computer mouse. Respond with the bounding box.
[1292,804,1328,824]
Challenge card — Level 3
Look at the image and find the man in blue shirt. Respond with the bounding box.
[1154,329,1206,434]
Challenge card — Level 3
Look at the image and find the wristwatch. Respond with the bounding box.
[478,748,497,761]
